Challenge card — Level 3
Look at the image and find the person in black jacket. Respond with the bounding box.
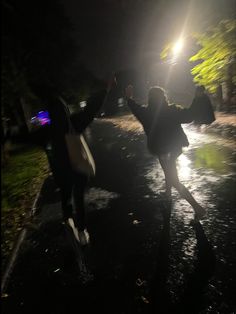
[125,85,206,220]
[31,80,113,245]
[190,85,215,127]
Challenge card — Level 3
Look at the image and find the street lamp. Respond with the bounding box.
[172,38,184,56]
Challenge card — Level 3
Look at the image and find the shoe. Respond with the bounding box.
[65,218,80,243]
[78,229,90,246]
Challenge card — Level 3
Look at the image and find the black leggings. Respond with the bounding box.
[60,172,88,231]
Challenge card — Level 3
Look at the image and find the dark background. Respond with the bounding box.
[62,0,236,78]
[2,0,236,113]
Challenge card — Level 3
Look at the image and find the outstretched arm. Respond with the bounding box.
[168,104,194,124]
[71,74,116,133]
[71,89,107,133]
[125,85,146,123]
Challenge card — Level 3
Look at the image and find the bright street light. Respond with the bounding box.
[172,38,184,56]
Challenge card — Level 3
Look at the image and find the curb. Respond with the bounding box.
[1,179,46,294]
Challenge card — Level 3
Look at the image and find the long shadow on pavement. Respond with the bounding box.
[149,210,216,314]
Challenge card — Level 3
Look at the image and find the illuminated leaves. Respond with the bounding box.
[160,43,171,60]
[189,19,236,93]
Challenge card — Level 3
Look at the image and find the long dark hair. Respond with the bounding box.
[148,86,168,110]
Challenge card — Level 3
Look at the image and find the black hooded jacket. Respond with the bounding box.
[127,99,194,155]
[190,94,215,125]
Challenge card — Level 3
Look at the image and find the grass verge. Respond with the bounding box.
[1,145,49,270]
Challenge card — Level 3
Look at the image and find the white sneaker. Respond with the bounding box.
[66,218,80,243]
[78,229,90,246]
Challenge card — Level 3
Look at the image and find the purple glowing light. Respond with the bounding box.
[36,111,51,125]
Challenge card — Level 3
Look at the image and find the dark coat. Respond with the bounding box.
[127,99,193,155]
[190,94,215,125]
[33,90,106,186]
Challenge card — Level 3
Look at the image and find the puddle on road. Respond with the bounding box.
[144,128,235,225]
[85,187,119,211]
[193,143,233,174]
[91,119,235,312]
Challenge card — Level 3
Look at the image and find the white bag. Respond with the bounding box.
[65,132,96,177]
[60,95,95,177]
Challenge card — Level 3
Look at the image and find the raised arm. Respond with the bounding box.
[125,85,146,123]
[169,104,194,124]
[70,89,107,133]
[71,75,116,133]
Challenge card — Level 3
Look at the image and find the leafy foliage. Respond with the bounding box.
[160,43,172,60]
[189,19,236,93]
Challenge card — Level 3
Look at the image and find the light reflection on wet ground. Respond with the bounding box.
[100,116,236,312]
[85,187,119,212]
[144,124,236,282]
[3,116,236,314]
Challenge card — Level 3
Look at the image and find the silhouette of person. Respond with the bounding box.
[190,85,215,129]
[31,78,114,245]
[125,85,206,220]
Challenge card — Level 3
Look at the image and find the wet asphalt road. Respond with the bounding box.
[2,117,236,314]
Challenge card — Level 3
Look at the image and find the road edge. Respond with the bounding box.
[1,178,46,295]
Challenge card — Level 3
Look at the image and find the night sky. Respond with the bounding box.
[62,0,236,79]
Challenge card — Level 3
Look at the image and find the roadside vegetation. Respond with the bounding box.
[1,145,49,269]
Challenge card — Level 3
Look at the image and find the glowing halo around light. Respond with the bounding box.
[172,38,184,56]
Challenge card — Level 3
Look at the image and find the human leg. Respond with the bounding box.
[158,153,172,198]
[72,173,90,245]
[60,182,73,221]
[72,173,88,231]
[159,152,206,219]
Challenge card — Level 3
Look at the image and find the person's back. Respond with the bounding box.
[146,104,190,155]
[126,86,192,155]
[190,86,215,125]
[31,87,107,184]
[30,81,110,245]
[125,85,206,221]
[47,95,72,182]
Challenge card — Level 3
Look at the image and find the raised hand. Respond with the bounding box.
[125,85,134,99]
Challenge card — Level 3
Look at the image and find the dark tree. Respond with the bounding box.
[1,0,103,138]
